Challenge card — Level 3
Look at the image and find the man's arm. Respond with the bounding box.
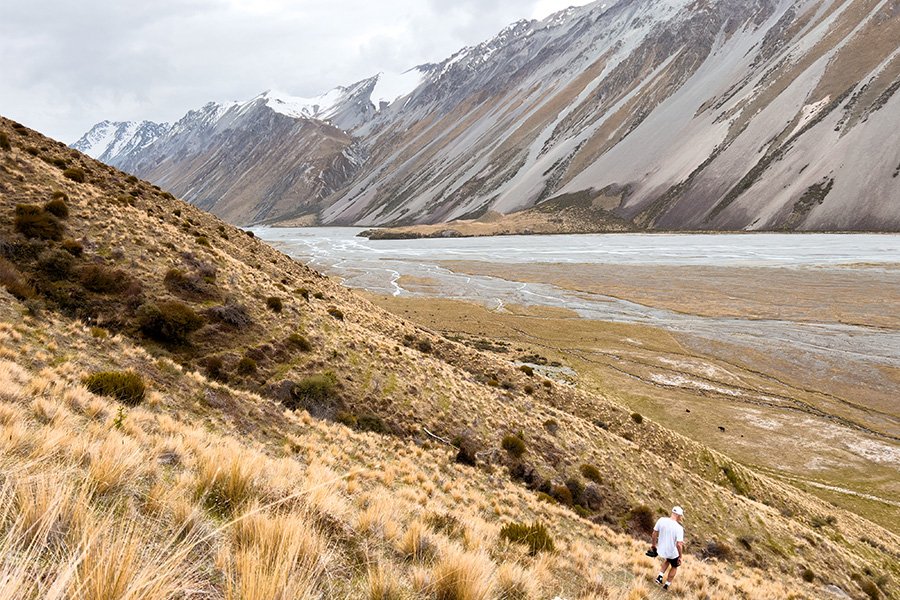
[676,541,683,558]
[651,530,659,547]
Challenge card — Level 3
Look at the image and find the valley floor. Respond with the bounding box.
[367,260,900,535]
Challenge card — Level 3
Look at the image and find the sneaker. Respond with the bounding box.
[662,583,670,592]
[655,574,664,585]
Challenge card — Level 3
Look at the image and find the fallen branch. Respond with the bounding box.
[423,427,454,446]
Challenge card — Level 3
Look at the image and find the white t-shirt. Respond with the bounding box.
[653,517,684,559]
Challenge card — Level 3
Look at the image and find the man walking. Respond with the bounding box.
[650,506,685,591]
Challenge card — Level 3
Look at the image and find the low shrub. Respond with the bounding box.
[265,296,283,312]
[501,434,526,458]
[518,364,534,377]
[417,339,432,353]
[580,463,602,483]
[61,238,83,256]
[0,132,10,151]
[0,258,36,300]
[237,356,257,375]
[287,333,313,351]
[801,568,815,583]
[551,485,573,506]
[206,302,251,328]
[811,515,837,529]
[499,521,555,555]
[90,327,108,339]
[62,167,85,183]
[702,540,734,561]
[284,372,337,410]
[38,248,75,280]
[164,268,218,301]
[296,287,310,301]
[327,306,344,320]
[82,371,145,406]
[43,197,69,219]
[14,204,63,240]
[136,300,204,344]
[195,235,210,247]
[630,412,643,424]
[628,505,655,535]
[204,356,227,382]
[78,264,129,294]
[860,580,881,600]
[453,432,480,466]
[565,477,585,506]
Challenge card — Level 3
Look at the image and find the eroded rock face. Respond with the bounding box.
[76,0,900,230]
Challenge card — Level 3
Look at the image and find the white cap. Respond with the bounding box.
[672,506,684,516]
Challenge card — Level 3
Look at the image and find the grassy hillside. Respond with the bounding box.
[0,116,897,599]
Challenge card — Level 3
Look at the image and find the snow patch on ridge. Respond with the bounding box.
[371,70,425,108]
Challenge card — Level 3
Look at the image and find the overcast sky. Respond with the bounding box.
[0,0,594,143]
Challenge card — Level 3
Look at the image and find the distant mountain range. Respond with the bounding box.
[74,0,900,231]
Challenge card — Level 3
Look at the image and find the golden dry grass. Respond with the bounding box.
[0,116,896,599]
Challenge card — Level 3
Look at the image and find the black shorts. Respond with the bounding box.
[665,557,682,568]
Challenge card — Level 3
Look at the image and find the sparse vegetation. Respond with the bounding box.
[237,356,257,375]
[327,306,344,320]
[0,131,10,151]
[44,197,69,219]
[630,412,643,424]
[82,370,146,406]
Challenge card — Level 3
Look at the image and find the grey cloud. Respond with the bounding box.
[0,0,592,142]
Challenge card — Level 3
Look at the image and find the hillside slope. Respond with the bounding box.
[4,118,899,598]
[76,0,900,231]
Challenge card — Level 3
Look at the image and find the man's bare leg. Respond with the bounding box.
[666,565,678,584]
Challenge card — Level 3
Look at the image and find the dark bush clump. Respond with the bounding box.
[287,333,313,351]
[284,372,337,410]
[0,258,36,300]
[327,306,344,320]
[518,364,534,377]
[78,264,129,294]
[62,239,83,256]
[580,463,602,484]
[499,521,555,555]
[702,540,734,561]
[453,432,481,466]
[628,505,656,535]
[630,412,643,424]
[237,356,257,375]
[801,568,815,582]
[551,485,573,506]
[501,433,526,458]
[82,371,145,406]
[38,249,75,280]
[205,302,251,328]
[265,296,283,312]
[860,580,881,599]
[204,356,227,381]
[417,339,432,353]
[296,287,310,301]
[565,477,585,506]
[62,167,85,183]
[313,291,325,300]
[14,204,63,240]
[44,197,69,219]
[136,300,204,344]
[0,132,10,151]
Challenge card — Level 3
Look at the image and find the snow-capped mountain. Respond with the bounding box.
[75,0,900,230]
[71,120,169,164]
